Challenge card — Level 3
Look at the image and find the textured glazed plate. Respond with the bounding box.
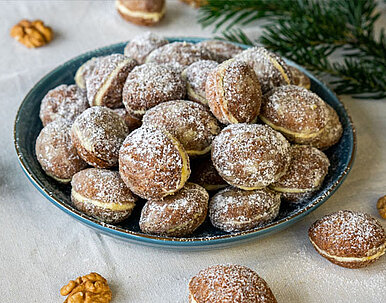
[14,38,356,249]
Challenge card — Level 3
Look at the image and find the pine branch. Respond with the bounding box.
[198,0,386,99]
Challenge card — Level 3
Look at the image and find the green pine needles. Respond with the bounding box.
[198,0,386,99]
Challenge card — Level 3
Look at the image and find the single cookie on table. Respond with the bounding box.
[39,84,89,127]
[112,108,142,132]
[289,65,311,90]
[181,60,218,107]
[74,57,101,90]
[70,106,129,168]
[209,187,281,232]
[139,182,209,237]
[35,120,87,183]
[85,54,137,108]
[122,63,186,117]
[142,100,221,156]
[124,32,168,64]
[234,46,293,93]
[305,104,343,150]
[308,210,386,268]
[71,168,137,224]
[197,40,243,62]
[270,145,330,203]
[145,42,213,72]
[115,0,165,26]
[189,264,277,303]
[260,85,330,144]
[212,124,290,190]
[119,126,190,200]
[190,157,227,191]
[206,59,262,124]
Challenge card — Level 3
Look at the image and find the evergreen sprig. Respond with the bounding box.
[198,0,386,99]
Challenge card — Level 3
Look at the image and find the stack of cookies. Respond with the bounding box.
[35,32,344,237]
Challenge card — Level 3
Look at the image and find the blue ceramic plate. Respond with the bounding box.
[14,38,356,249]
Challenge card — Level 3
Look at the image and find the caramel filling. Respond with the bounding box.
[260,115,325,140]
[72,190,135,211]
[310,238,386,263]
[162,131,190,195]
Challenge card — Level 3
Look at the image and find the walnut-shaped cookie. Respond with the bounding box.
[209,187,281,232]
[260,85,330,144]
[139,183,209,237]
[189,264,277,303]
[212,124,290,190]
[39,84,88,127]
[270,145,330,203]
[234,46,293,93]
[119,126,190,200]
[115,0,166,26]
[70,106,129,168]
[35,120,87,183]
[122,63,186,117]
[71,168,137,224]
[309,210,386,268]
[142,100,221,156]
[85,54,137,108]
[206,59,262,124]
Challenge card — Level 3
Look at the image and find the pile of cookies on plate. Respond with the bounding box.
[35,32,344,238]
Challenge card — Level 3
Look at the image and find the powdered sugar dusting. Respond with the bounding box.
[209,187,281,232]
[197,40,243,62]
[235,47,292,93]
[139,183,209,236]
[86,53,136,107]
[36,119,87,181]
[272,145,330,191]
[145,42,213,72]
[309,210,386,257]
[39,84,89,127]
[307,104,343,150]
[189,264,277,303]
[72,168,136,205]
[124,31,168,64]
[122,63,186,116]
[184,60,218,98]
[71,106,129,167]
[220,59,262,123]
[262,85,330,135]
[142,100,220,155]
[119,126,190,199]
[212,124,290,188]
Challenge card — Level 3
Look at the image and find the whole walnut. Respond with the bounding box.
[10,19,53,48]
[60,272,112,303]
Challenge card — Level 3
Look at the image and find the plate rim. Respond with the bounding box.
[13,37,357,248]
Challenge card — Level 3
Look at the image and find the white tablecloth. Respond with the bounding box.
[1,1,385,302]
